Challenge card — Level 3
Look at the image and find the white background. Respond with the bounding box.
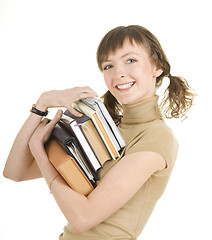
[0,0,211,239]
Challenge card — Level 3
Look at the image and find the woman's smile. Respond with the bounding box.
[116,81,135,91]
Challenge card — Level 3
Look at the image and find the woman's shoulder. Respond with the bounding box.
[126,119,179,168]
[143,119,176,140]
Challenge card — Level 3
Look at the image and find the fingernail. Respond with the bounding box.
[77,113,83,117]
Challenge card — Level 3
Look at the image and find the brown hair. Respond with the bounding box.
[96,25,196,122]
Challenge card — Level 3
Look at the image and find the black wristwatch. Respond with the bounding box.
[30,104,49,116]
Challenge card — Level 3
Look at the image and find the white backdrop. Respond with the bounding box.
[0,0,211,239]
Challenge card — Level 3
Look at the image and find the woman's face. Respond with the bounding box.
[102,40,163,105]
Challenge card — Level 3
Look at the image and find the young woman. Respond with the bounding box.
[3,25,196,239]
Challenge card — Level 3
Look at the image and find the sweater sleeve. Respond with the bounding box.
[125,123,179,174]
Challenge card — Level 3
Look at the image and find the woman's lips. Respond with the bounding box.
[116,82,135,90]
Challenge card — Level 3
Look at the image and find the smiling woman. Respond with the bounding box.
[3,25,196,240]
[97,25,196,122]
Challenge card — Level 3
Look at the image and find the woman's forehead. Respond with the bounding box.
[103,40,147,61]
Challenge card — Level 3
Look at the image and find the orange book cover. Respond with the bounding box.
[81,120,111,165]
[46,139,94,196]
[92,112,119,159]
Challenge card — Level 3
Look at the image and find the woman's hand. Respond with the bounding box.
[36,86,98,117]
[4,86,97,182]
[28,110,63,158]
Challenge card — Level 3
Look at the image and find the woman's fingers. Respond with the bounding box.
[70,86,98,102]
[78,86,98,97]
[66,86,98,116]
[37,86,98,117]
[47,110,63,127]
[39,110,63,143]
[53,109,63,121]
[66,107,83,117]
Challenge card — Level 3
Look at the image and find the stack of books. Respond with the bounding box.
[45,97,125,196]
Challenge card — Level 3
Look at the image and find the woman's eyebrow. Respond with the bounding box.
[103,52,140,63]
[102,59,111,64]
[121,52,140,58]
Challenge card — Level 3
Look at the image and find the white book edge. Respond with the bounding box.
[94,107,120,151]
[94,99,126,149]
[69,120,102,171]
[66,145,94,181]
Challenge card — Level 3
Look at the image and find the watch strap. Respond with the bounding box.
[31,104,48,116]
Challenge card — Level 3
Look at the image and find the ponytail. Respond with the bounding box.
[160,75,196,119]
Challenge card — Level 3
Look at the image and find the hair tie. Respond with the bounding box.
[166,73,171,78]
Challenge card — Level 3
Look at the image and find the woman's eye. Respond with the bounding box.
[127,59,136,63]
[103,65,112,70]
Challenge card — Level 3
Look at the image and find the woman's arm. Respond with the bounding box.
[28,114,166,233]
[3,87,98,181]
[3,108,45,181]
[52,151,165,234]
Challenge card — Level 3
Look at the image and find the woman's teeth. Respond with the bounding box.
[117,82,134,90]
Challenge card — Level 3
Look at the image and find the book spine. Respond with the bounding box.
[95,100,126,149]
[80,121,111,165]
[94,105,121,151]
[91,113,119,160]
[70,121,102,171]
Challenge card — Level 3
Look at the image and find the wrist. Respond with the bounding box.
[31,104,48,117]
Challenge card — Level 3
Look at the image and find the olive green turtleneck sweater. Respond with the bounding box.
[60,95,179,240]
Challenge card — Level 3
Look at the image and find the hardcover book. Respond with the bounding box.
[46,139,94,196]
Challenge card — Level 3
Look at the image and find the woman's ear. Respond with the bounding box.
[153,68,163,78]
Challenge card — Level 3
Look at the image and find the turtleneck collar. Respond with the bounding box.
[121,95,162,124]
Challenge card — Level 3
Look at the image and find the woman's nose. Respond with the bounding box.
[114,65,127,80]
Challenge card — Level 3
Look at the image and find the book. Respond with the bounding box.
[81,97,126,149]
[46,139,94,196]
[62,110,111,166]
[60,112,102,171]
[79,119,111,166]
[73,101,120,160]
[50,122,98,184]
